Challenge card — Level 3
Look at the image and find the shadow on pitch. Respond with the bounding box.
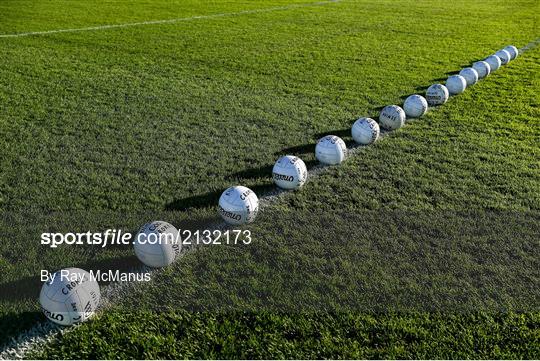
[0,310,45,349]
[228,164,274,180]
[165,183,278,212]
[410,66,477,98]
[277,129,356,156]
[165,190,223,211]
[274,143,314,156]
[414,84,432,93]
[314,128,350,139]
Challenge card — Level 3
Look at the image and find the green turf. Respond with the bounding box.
[31,43,540,359]
[0,0,539,358]
[33,312,540,359]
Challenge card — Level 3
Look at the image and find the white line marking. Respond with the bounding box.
[520,37,540,52]
[1,36,539,360]
[0,0,340,39]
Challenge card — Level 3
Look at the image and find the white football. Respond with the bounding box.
[351,117,380,145]
[39,268,100,326]
[459,67,479,86]
[495,49,511,65]
[472,61,491,79]
[315,135,347,165]
[403,95,428,118]
[272,155,308,190]
[134,221,181,268]
[379,105,405,130]
[425,84,449,106]
[218,186,259,225]
[446,75,467,95]
[485,55,501,72]
[504,45,518,60]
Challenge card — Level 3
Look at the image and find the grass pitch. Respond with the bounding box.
[0,0,539,358]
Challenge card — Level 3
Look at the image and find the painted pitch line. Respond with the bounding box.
[0,0,340,39]
[520,37,540,52]
[1,37,539,359]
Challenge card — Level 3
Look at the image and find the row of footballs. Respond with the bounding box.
[38,45,519,326]
[218,44,519,225]
[135,45,520,267]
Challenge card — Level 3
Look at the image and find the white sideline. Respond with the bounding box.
[1,37,539,359]
[0,0,340,39]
